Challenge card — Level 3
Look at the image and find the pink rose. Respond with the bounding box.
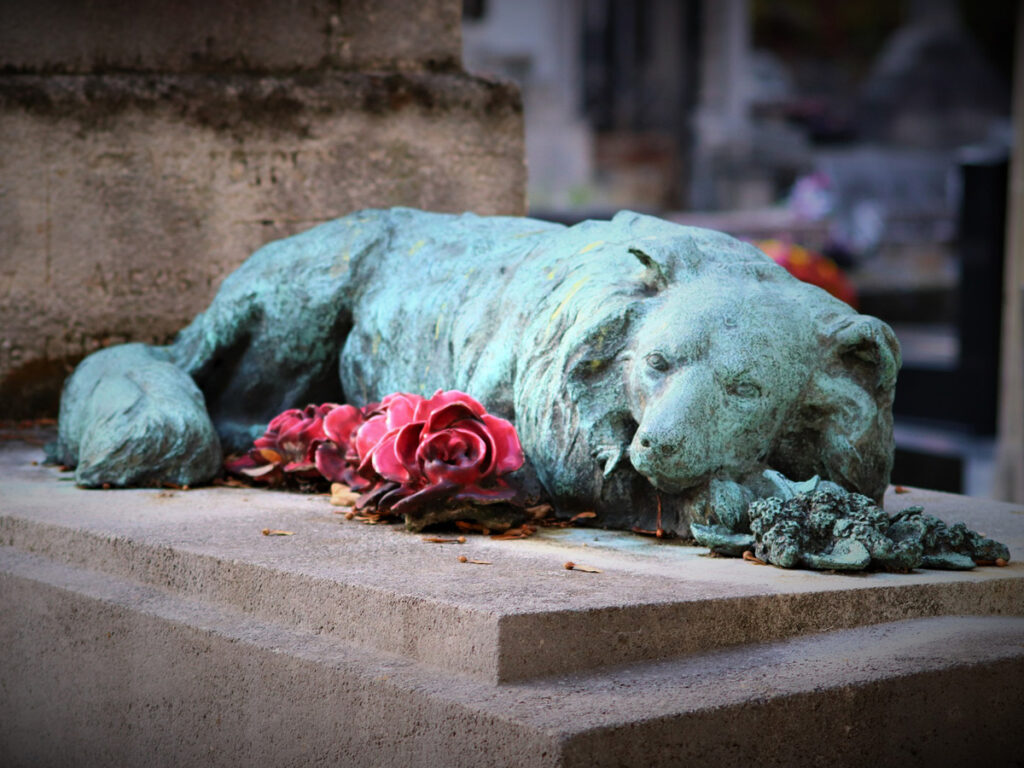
[355,389,524,514]
[225,403,335,483]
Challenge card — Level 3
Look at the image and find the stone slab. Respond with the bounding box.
[2,547,1022,767]
[0,0,461,73]
[1,441,1022,684]
[0,72,525,417]
[2,437,1023,765]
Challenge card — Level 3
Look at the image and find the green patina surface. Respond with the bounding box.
[51,207,1009,568]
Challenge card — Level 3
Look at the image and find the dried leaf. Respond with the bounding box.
[258,448,283,464]
[742,550,767,565]
[355,513,388,525]
[422,536,460,544]
[262,529,294,536]
[455,520,490,535]
[490,524,537,540]
[525,503,553,519]
[330,483,361,507]
[569,510,597,522]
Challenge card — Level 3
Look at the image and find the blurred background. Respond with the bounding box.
[464,0,1019,497]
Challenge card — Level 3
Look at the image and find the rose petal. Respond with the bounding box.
[418,428,488,486]
[431,417,498,476]
[265,408,304,434]
[355,415,390,462]
[375,484,417,512]
[283,460,318,475]
[301,425,329,462]
[425,402,482,433]
[393,422,426,477]
[390,479,458,515]
[323,404,364,446]
[356,481,401,510]
[481,413,524,475]
[241,463,278,478]
[224,453,262,474]
[371,431,412,484]
[420,389,487,420]
[315,443,350,483]
[452,482,517,504]
[383,393,424,430]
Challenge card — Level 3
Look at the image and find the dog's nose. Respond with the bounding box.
[637,434,677,457]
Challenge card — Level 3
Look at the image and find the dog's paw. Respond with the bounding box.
[60,345,222,487]
[593,444,627,477]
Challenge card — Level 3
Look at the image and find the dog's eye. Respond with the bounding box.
[645,353,669,372]
[729,382,761,398]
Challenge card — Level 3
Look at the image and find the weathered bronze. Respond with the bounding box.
[54,208,919,549]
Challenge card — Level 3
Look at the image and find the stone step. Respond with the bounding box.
[2,440,1024,764]
[2,444,1022,684]
[2,545,1022,767]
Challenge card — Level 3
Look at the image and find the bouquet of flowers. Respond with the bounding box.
[226,389,526,529]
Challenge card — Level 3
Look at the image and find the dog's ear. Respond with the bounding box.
[775,315,900,502]
[826,314,901,392]
[628,248,670,292]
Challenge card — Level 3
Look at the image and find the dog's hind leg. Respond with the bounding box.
[52,343,222,487]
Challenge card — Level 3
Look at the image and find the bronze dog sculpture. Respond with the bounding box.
[55,208,901,537]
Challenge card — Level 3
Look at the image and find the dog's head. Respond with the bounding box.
[517,216,900,506]
[620,273,899,501]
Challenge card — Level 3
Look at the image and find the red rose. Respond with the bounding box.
[355,389,524,514]
[225,403,335,483]
[314,403,374,490]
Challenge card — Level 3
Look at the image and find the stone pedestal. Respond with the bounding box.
[1,439,1022,766]
[0,0,526,418]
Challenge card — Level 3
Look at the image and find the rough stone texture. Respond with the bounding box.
[0,73,526,417]
[1,438,1023,765]
[0,0,461,73]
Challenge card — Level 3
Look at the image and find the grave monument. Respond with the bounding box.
[51,207,1008,571]
[1,2,1022,764]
